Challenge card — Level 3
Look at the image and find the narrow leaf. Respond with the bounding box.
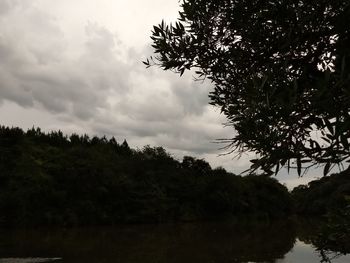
[297,157,301,176]
[275,162,280,175]
[324,162,331,176]
[341,135,349,150]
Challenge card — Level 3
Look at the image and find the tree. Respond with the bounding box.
[145,0,350,175]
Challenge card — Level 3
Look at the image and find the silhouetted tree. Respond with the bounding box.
[292,169,350,215]
[146,0,350,176]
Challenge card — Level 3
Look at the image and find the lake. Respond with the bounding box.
[0,220,349,263]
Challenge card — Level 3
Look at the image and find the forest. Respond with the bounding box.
[0,125,349,228]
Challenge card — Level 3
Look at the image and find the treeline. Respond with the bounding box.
[0,126,292,227]
[292,170,350,215]
[1,125,349,227]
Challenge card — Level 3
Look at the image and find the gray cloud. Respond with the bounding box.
[171,76,211,116]
[0,0,18,15]
[0,0,317,188]
[0,6,133,120]
[0,1,243,173]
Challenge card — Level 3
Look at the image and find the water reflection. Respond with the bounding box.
[0,220,349,263]
[0,258,61,263]
[297,218,350,263]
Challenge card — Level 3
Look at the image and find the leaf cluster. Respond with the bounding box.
[146,0,350,176]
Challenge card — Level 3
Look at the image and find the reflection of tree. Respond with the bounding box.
[297,212,350,263]
[318,249,343,263]
[6,218,349,263]
[0,221,297,263]
[315,208,350,263]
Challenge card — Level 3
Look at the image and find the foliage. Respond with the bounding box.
[291,169,350,215]
[146,0,350,175]
[0,125,292,227]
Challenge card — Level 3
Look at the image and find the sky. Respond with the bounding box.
[0,0,324,188]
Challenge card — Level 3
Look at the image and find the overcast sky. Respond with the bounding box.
[0,0,324,188]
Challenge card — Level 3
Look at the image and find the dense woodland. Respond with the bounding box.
[292,170,350,215]
[0,126,349,228]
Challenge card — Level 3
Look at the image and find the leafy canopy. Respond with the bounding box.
[145,0,350,175]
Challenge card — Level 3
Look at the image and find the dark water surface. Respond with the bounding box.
[0,220,349,263]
